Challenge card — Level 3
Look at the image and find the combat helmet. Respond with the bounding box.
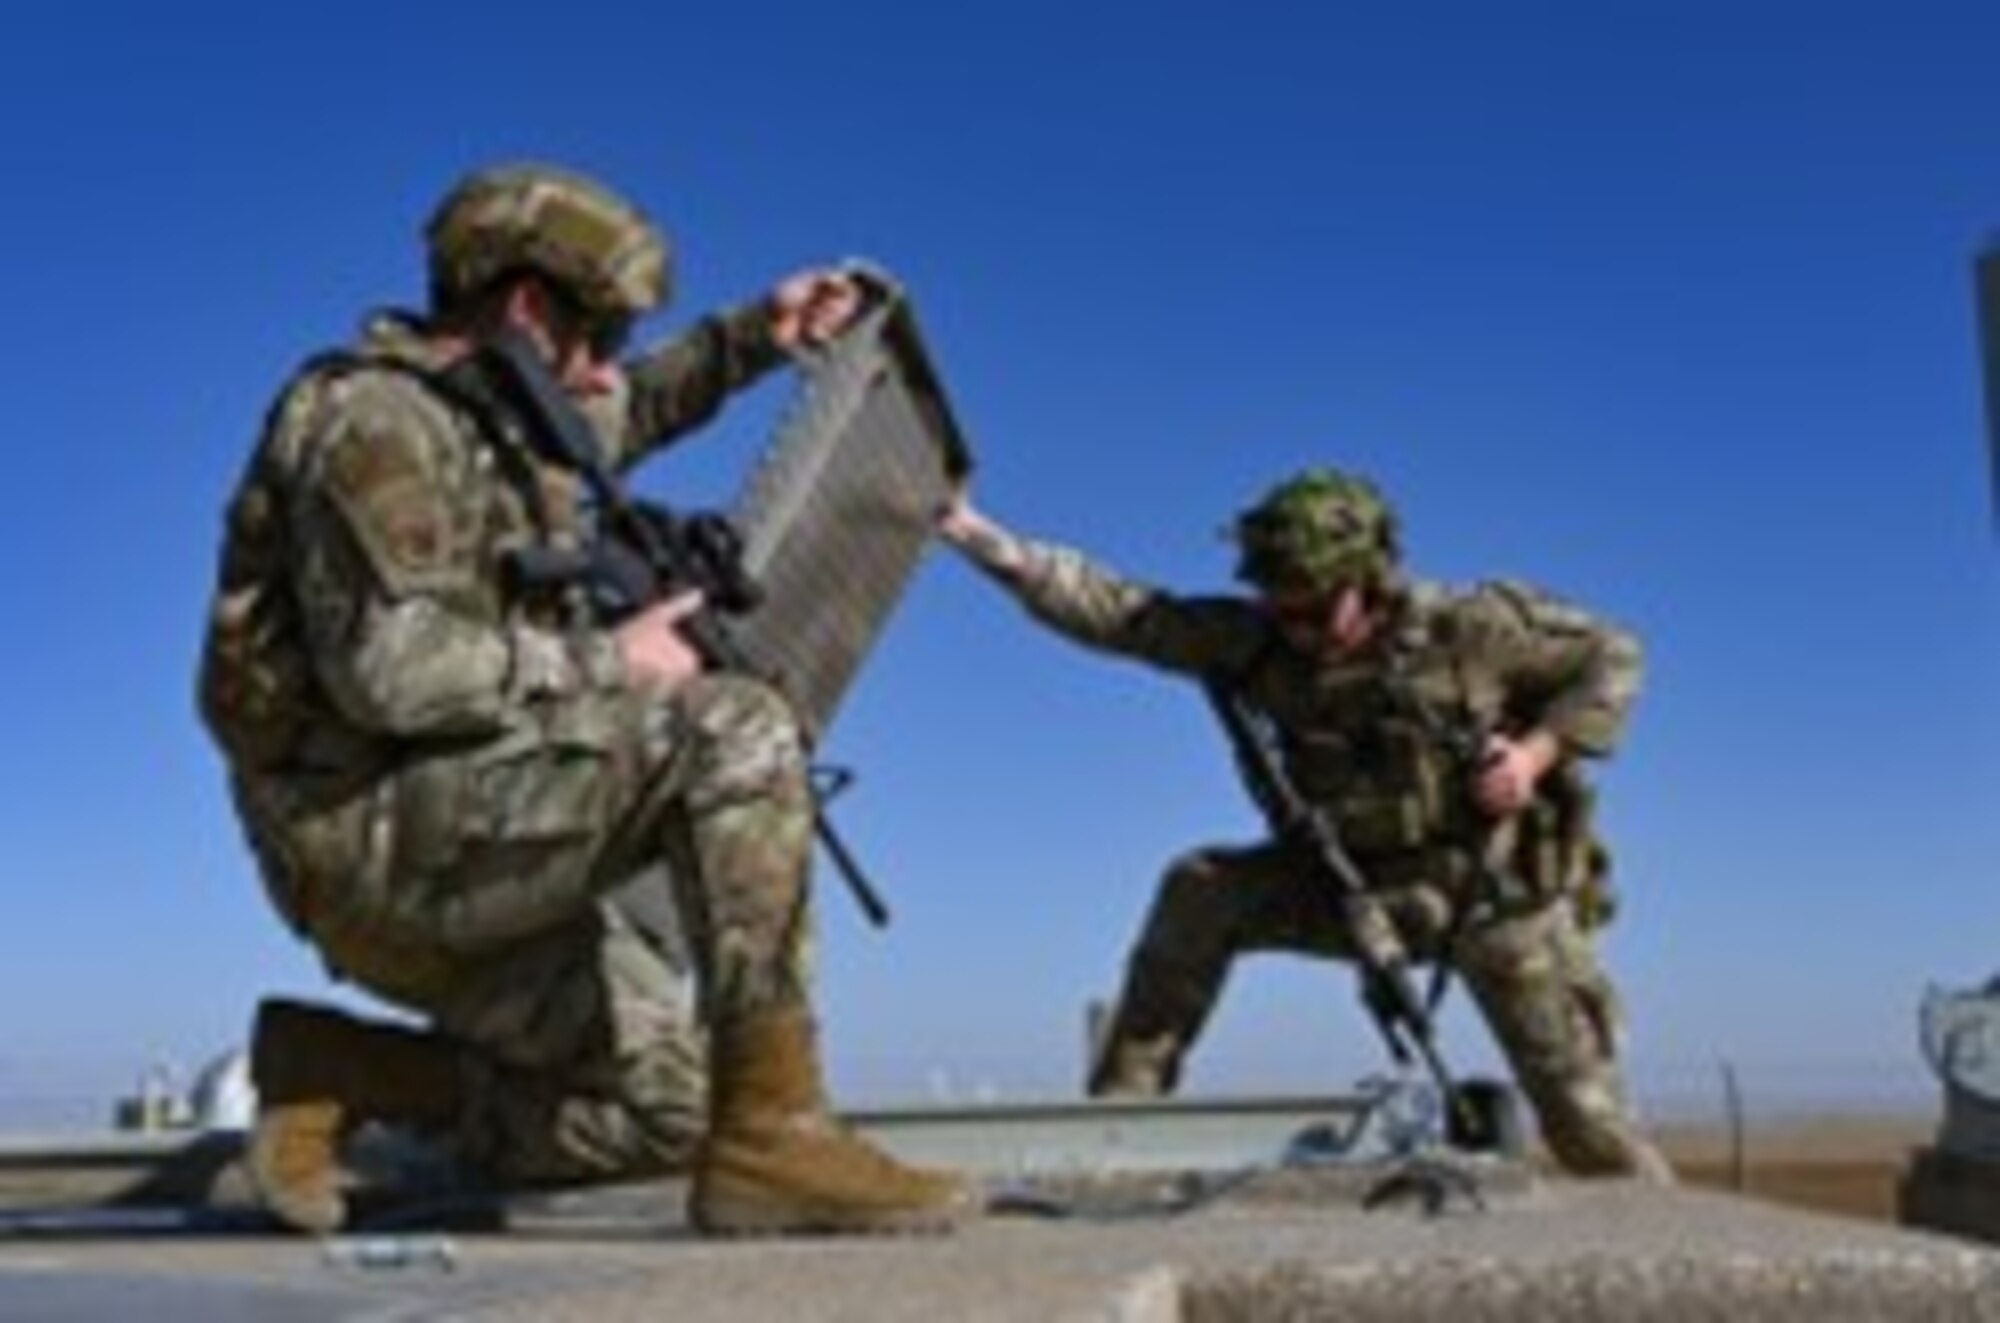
[1231,467,1400,595]
[425,163,671,325]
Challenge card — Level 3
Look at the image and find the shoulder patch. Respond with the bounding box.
[313,375,475,596]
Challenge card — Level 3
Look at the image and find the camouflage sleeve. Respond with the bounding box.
[1453,580,1643,758]
[991,536,1267,678]
[601,301,785,469]
[293,371,620,738]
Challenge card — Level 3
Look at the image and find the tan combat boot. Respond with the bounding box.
[689,1008,977,1236]
[246,998,461,1234]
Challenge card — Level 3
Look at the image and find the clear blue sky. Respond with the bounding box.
[1,2,1995,1127]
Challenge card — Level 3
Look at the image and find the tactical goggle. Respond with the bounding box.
[545,280,634,361]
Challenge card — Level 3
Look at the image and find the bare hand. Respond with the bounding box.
[933,490,986,546]
[769,268,863,350]
[1472,731,1560,816]
[615,591,707,693]
[935,490,1026,578]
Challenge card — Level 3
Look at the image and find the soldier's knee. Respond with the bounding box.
[677,674,800,744]
[1156,850,1230,914]
[1131,854,1243,977]
[671,675,809,807]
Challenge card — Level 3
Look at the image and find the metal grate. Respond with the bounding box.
[728,271,973,733]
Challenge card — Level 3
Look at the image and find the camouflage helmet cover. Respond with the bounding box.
[425,162,671,321]
[1231,467,1400,594]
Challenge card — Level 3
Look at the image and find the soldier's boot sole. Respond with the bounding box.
[246,1099,348,1235]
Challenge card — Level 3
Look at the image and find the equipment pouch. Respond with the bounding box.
[1338,791,1432,854]
[460,696,625,848]
[1512,800,1569,902]
[1571,839,1619,931]
[1535,766,1618,930]
[1337,725,1449,854]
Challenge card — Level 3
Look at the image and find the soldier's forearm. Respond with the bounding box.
[1013,545,1223,675]
[948,521,1261,677]
[620,302,785,464]
[944,512,1040,589]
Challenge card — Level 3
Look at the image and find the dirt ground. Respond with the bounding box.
[1642,1112,1932,1225]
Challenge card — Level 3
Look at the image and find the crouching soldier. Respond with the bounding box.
[938,468,1672,1181]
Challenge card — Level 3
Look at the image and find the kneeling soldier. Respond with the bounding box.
[199,162,974,1235]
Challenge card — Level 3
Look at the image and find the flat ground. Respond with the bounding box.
[1642,1112,1931,1225]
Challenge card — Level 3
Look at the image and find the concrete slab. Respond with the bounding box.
[4,1173,1998,1321]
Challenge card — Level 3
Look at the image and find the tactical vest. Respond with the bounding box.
[1275,660,1483,862]
[1250,599,1608,924]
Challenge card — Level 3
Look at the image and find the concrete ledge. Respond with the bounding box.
[1186,1249,2000,1322]
[442,1180,2000,1321]
[6,1175,2000,1321]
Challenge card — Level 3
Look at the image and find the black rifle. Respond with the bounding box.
[1202,678,1472,1131]
[1375,661,1522,1016]
[456,326,892,927]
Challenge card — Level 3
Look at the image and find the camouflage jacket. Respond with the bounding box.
[994,538,1642,897]
[200,301,783,793]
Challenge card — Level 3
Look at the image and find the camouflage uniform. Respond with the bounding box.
[205,164,970,1236]
[977,526,1666,1178]
[206,298,811,1185]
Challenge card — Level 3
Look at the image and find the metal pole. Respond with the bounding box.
[1720,1058,1747,1193]
[1974,239,2000,531]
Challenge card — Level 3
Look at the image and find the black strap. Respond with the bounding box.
[464,328,628,516]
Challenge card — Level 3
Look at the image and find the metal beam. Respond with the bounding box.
[0,1091,1412,1214]
[848,1092,1392,1175]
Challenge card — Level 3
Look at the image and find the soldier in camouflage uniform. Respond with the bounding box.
[938,469,1672,1180]
[199,162,973,1235]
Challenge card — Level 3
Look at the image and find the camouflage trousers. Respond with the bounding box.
[1096,840,1665,1179]
[296,673,816,1186]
